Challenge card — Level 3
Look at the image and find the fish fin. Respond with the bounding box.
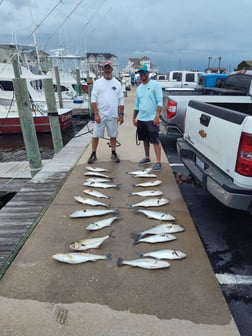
[117,257,124,266]
[106,254,112,261]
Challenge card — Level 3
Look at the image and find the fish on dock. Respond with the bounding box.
[134,208,175,221]
[117,257,170,269]
[133,173,157,178]
[129,190,164,197]
[133,180,162,188]
[85,177,111,183]
[74,196,110,208]
[131,223,185,239]
[69,231,114,251]
[133,233,177,245]
[84,172,112,179]
[86,166,110,172]
[137,249,187,260]
[129,197,169,208]
[70,208,119,218]
[86,215,120,231]
[52,252,112,264]
[127,168,152,175]
[83,181,121,189]
[83,188,111,199]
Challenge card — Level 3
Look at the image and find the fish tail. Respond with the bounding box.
[108,230,116,239]
[131,232,141,240]
[117,257,124,266]
[115,184,121,190]
[132,184,136,188]
[132,238,140,245]
[106,254,112,261]
[128,192,133,197]
[114,208,120,214]
[137,252,144,258]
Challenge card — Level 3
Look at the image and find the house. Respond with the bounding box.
[236,60,252,70]
[80,53,119,79]
[123,56,158,74]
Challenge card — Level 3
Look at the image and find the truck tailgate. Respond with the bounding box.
[184,100,250,181]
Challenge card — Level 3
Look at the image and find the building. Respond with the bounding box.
[123,56,158,74]
[80,53,119,79]
[0,43,51,74]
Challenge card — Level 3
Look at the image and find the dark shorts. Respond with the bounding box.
[137,120,160,144]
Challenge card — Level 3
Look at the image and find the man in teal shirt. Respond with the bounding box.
[133,64,163,171]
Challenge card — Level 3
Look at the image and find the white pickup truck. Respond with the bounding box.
[156,70,204,89]
[177,99,252,213]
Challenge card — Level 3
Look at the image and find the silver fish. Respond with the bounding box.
[133,233,177,245]
[129,197,169,208]
[132,223,185,239]
[85,177,111,183]
[70,208,119,218]
[127,168,153,175]
[133,173,157,178]
[74,196,109,208]
[83,188,111,199]
[84,172,112,178]
[83,181,120,189]
[134,209,175,221]
[52,252,112,264]
[129,190,164,197]
[117,257,170,269]
[86,216,120,231]
[133,180,162,188]
[86,166,110,172]
[138,249,187,260]
[69,231,113,251]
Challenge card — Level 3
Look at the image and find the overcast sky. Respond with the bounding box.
[1,0,252,73]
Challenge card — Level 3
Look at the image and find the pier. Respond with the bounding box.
[0,88,240,336]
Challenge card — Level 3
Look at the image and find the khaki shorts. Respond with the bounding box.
[93,117,118,138]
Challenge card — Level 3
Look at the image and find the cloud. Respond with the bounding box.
[0,0,251,73]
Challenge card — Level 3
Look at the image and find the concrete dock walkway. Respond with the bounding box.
[0,87,240,335]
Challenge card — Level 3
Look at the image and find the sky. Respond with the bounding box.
[1,0,252,73]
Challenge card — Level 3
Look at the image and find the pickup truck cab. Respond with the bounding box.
[157,70,204,89]
[177,99,252,213]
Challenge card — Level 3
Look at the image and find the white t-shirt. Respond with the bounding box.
[91,77,124,117]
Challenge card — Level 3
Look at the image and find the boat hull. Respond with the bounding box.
[0,109,72,134]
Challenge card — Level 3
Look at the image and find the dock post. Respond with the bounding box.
[76,68,83,96]
[12,60,42,177]
[54,66,63,108]
[87,79,93,120]
[43,78,63,153]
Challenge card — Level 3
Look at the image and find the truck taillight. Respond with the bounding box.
[167,99,177,119]
[235,132,252,177]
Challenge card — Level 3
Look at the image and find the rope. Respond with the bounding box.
[74,122,121,147]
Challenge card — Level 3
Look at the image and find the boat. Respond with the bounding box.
[0,62,88,112]
[0,104,72,134]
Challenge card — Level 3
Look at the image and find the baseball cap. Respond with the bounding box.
[103,60,113,69]
[137,64,149,72]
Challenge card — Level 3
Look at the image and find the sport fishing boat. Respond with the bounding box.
[0,62,74,133]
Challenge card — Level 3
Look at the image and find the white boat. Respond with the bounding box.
[0,62,88,111]
[0,63,73,133]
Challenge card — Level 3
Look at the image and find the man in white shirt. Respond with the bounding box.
[88,60,124,163]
